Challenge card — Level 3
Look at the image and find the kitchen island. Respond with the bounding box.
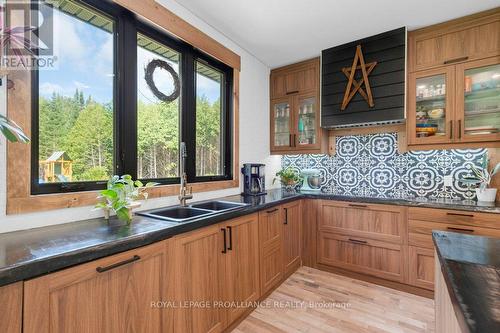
[433,231,500,333]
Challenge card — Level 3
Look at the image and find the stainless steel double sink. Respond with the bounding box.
[136,200,249,223]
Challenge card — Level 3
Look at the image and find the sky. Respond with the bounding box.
[39,6,221,105]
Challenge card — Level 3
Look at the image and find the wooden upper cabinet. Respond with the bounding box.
[171,225,226,333]
[0,282,22,333]
[282,200,302,277]
[221,214,260,324]
[23,241,170,333]
[407,9,500,149]
[270,58,327,154]
[409,9,500,72]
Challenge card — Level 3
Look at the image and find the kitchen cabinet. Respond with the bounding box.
[258,206,284,295]
[171,225,226,333]
[221,214,260,324]
[407,9,500,149]
[409,246,435,290]
[282,200,302,277]
[0,282,22,333]
[23,241,169,333]
[318,232,406,283]
[408,57,500,147]
[270,58,328,154]
[408,9,500,72]
[318,201,407,244]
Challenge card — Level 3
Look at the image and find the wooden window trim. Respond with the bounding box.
[5,1,240,215]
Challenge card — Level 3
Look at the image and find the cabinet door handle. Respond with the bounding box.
[446,212,474,218]
[443,56,468,64]
[458,120,462,139]
[289,134,293,147]
[348,203,367,208]
[96,255,141,273]
[447,227,474,233]
[221,228,227,253]
[449,120,453,139]
[266,208,279,214]
[227,226,233,250]
[284,208,288,225]
[286,90,299,95]
[348,238,368,245]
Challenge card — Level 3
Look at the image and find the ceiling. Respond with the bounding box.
[172,0,499,68]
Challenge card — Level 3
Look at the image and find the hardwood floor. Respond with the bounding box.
[234,267,435,333]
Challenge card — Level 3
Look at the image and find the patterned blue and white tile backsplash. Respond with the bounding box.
[281,133,487,200]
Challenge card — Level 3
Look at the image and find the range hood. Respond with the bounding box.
[321,27,406,129]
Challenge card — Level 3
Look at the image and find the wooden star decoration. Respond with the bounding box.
[341,44,377,110]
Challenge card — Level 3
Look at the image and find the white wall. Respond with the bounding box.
[0,0,281,234]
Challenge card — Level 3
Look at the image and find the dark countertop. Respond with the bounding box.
[0,188,499,288]
[433,231,500,333]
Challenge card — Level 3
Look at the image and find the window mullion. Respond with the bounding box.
[182,50,197,182]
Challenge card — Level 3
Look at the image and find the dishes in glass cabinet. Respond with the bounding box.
[428,108,444,119]
[416,123,438,137]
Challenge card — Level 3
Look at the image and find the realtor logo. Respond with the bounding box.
[1,0,57,70]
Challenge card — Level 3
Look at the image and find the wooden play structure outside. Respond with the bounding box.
[40,151,73,183]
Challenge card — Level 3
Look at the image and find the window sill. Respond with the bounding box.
[7,179,239,215]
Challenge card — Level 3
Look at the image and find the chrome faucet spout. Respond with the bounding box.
[178,142,192,206]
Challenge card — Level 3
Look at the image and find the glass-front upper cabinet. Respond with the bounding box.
[457,58,500,142]
[408,67,455,144]
[296,94,319,149]
[271,99,292,151]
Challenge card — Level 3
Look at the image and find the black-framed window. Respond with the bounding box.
[31,0,233,195]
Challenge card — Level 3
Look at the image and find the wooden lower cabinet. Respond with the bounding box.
[221,214,260,324]
[435,252,462,333]
[282,200,302,277]
[318,232,406,283]
[171,224,226,333]
[259,207,284,295]
[171,214,260,333]
[409,246,435,290]
[23,241,169,333]
[0,282,22,333]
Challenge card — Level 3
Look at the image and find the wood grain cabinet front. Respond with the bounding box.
[282,200,302,277]
[0,282,22,333]
[258,207,284,295]
[23,241,170,333]
[409,246,435,290]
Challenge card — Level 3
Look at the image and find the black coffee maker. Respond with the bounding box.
[241,163,266,196]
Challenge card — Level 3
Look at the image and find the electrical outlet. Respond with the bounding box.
[443,175,453,187]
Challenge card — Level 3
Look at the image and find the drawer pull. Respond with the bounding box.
[266,208,279,214]
[286,90,299,95]
[348,238,368,245]
[96,255,141,273]
[348,204,367,208]
[447,227,474,233]
[446,212,474,218]
[443,56,468,64]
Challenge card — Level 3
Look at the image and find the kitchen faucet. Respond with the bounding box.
[178,142,193,206]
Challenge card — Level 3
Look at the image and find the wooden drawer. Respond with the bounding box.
[408,207,500,229]
[319,201,407,244]
[408,246,435,290]
[409,219,500,249]
[318,232,406,283]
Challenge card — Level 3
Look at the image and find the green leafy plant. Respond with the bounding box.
[460,157,500,190]
[0,114,29,143]
[273,167,302,186]
[95,175,157,224]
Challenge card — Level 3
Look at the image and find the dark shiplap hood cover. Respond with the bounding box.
[321,27,406,128]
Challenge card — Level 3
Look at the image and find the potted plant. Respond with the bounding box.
[95,175,157,224]
[460,158,500,202]
[1,114,29,143]
[273,167,302,192]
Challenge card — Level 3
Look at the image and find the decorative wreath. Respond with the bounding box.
[144,59,180,102]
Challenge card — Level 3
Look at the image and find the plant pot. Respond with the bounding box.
[475,188,497,202]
